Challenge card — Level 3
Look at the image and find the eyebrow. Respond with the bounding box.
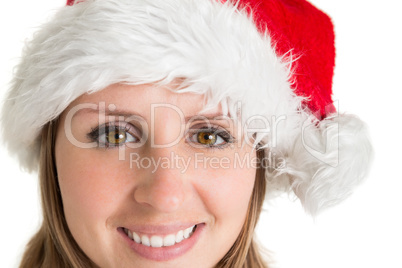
[75,108,232,123]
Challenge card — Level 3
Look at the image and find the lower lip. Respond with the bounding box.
[118,224,205,262]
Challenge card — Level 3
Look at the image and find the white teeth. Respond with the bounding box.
[175,230,184,243]
[183,226,193,239]
[150,236,163,248]
[133,232,141,243]
[163,234,176,247]
[125,225,196,248]
[141,235,150,247]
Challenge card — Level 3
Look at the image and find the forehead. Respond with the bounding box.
[66,83,223,119]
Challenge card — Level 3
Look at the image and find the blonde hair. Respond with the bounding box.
[19,120,268,268]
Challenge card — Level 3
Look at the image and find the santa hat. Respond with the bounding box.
[1,0,372,215]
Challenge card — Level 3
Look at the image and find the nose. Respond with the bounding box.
[133,149,186,213]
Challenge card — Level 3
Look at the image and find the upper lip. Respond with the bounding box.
[121,223,202,236]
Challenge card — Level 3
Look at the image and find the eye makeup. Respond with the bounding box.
[86,120,236,150]
[87,122,142,148]
[186,124,236,150]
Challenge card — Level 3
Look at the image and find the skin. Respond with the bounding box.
[55,83,257,268]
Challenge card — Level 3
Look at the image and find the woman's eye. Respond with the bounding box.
[88,124,139,148]
[100,127,138,147]
[188,127,233,148]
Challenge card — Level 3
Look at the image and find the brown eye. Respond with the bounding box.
[87,122,142,148]
[107,129,127,145]
[87,123,140,148]
[197,131,217,145]
[187,127,234,149]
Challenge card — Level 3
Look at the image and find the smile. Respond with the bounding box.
[123,225,196,247]
[118,223,204,261]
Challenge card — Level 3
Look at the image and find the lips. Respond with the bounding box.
[118,223,204,261]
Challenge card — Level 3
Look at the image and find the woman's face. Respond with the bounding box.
[55,84,257,268]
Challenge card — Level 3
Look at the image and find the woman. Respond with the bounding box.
[1,0,372,267]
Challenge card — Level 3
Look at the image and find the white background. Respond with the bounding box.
[1,1,401,267]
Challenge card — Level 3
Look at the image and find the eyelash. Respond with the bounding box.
[186,126,235,150]
[87,123,235,149]
[87,122,139,148]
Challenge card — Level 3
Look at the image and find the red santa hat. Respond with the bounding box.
[69,0,336,119]
[1,0,372,215]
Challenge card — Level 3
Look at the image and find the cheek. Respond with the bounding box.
[55,138,129,234]
[194,158,256,229]
[189,154,256,260]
